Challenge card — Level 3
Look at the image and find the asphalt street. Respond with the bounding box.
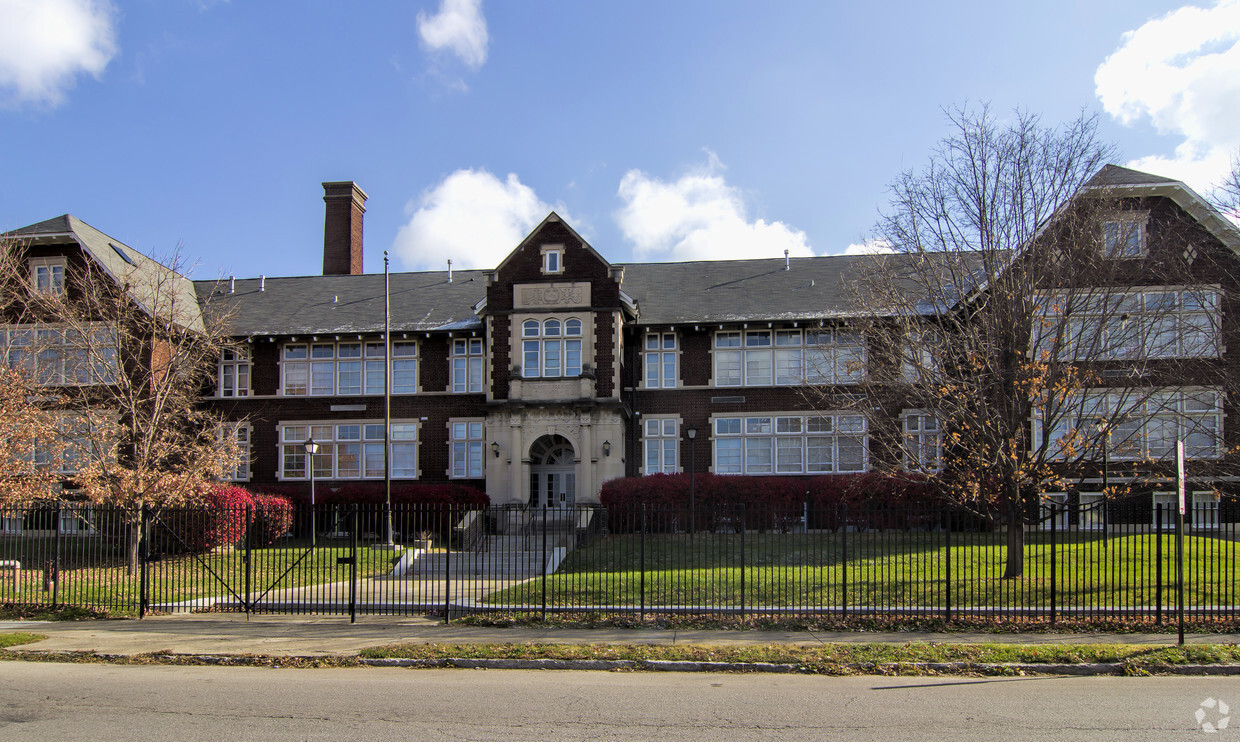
[2,661,1236,740]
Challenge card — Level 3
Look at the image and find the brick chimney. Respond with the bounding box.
[322,181,368,275]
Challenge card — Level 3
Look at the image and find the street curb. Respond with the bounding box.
[8,650,1240,675]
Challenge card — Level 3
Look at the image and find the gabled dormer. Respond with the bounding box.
[482,213,625,402]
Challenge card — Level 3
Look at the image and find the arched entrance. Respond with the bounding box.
[529,435,576,508]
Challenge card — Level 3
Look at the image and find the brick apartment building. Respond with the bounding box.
[7,165,1240,521]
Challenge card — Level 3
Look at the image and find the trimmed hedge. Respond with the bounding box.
[157,486,296,553]
[250,493,294,547]
[600,473,944,533]
[257,482,488,508]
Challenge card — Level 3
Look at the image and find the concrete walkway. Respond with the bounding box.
[1,613,1234,658]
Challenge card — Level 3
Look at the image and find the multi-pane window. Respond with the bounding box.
[714,329,863,387]
[2,325,117,386]
[282,340,416,396]
[218,348,251,397]
[1038,288,1219,360]
[27,414,102,474]
[902,330,940,382]
[902,411,941,472]
[1038,388,1222,461]
[30,258,65,294]
[449,420,483,478]
[451,338,484,393]
[1102,216,1146,258]
[521,318,583,378]
[221,423,250,481]
[1153,491,1219,529]
[279,422,418,480]
[644,418,679,473]
[643,333,677,388]
[713,413,866,475]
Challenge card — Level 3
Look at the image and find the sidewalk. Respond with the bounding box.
[1,613,1233,658]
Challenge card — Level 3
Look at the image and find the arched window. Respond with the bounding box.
[522,317,583,378]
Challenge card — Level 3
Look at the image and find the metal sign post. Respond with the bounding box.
[1176,440,1186,646]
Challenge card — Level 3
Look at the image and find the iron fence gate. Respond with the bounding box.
[1,500,1237,628]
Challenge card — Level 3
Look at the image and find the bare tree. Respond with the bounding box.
[1213,149,1240,221]
[843,105,1229,578]
[0,232,242,572]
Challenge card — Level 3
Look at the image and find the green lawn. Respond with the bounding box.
[484,531,1240,611]
[0,538,398,615]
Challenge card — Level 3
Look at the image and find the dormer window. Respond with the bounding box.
[541,244,564,275]
[30,257,65,294]
[1102,213,1147,259]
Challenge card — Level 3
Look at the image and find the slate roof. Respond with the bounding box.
[1084,164,1180,188]
[195,270,490,337]
[197,252,920,336]
[6,215,205,332]
[619,255,870,326]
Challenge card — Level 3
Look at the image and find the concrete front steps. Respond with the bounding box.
[392,534,570,579]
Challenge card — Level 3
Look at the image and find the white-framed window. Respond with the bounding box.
[714,329,864,387]
[59,505,96,536]
[26,413,106,475]
[1102,213,1148,258]
[221,422,250,481]
[451,338,484,393]
[2,324,117,386]
[902,411,941,472]
[1040,492,1070,531]
[541,245,564,275]
[1037,388,1222,462]
[449,420,484,478]
[281,340,416,396]
[1078,492,1106,530]
[218,348,251,398]
[1153,490,1219,529]
[643,417,679,474]
[30,257,65,294]
[521,317,583,378]
[902,330,940,382]
[278,421,418,480]
[643,332,677,388]
[713,413,866,475]
[1037,287,1220,361]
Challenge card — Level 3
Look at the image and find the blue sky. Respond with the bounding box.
[1,0,1238,280]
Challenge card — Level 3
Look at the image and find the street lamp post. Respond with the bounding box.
[304,438,319,549]
[1096,420,1111,548]
[686,427,697,540]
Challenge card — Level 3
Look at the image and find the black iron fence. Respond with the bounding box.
[0,499,1236,625]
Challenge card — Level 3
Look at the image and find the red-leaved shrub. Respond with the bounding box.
[250,493,294,546]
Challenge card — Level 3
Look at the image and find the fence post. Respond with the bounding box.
[52,503,62,609]
[739,504,746,621]
[1155,504,1163,626]
[944,507,951,624]
[1049,503,1057,628]
[443,504,452,625]
[640,503,647,622]
[840,504,848,620]
[244,503,253,615]
[541,504,548,623]
[349,504,358,624]
[139,505,150,619]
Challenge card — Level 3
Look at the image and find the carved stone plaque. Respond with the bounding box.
[514,282,591,309]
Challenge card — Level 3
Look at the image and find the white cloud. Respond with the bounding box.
[1095,0,1240,191]
[614,152,813,262]
[392,169,556,271]
[417,0,488,70]
[0,0,117,108]
[843,239,894,256]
